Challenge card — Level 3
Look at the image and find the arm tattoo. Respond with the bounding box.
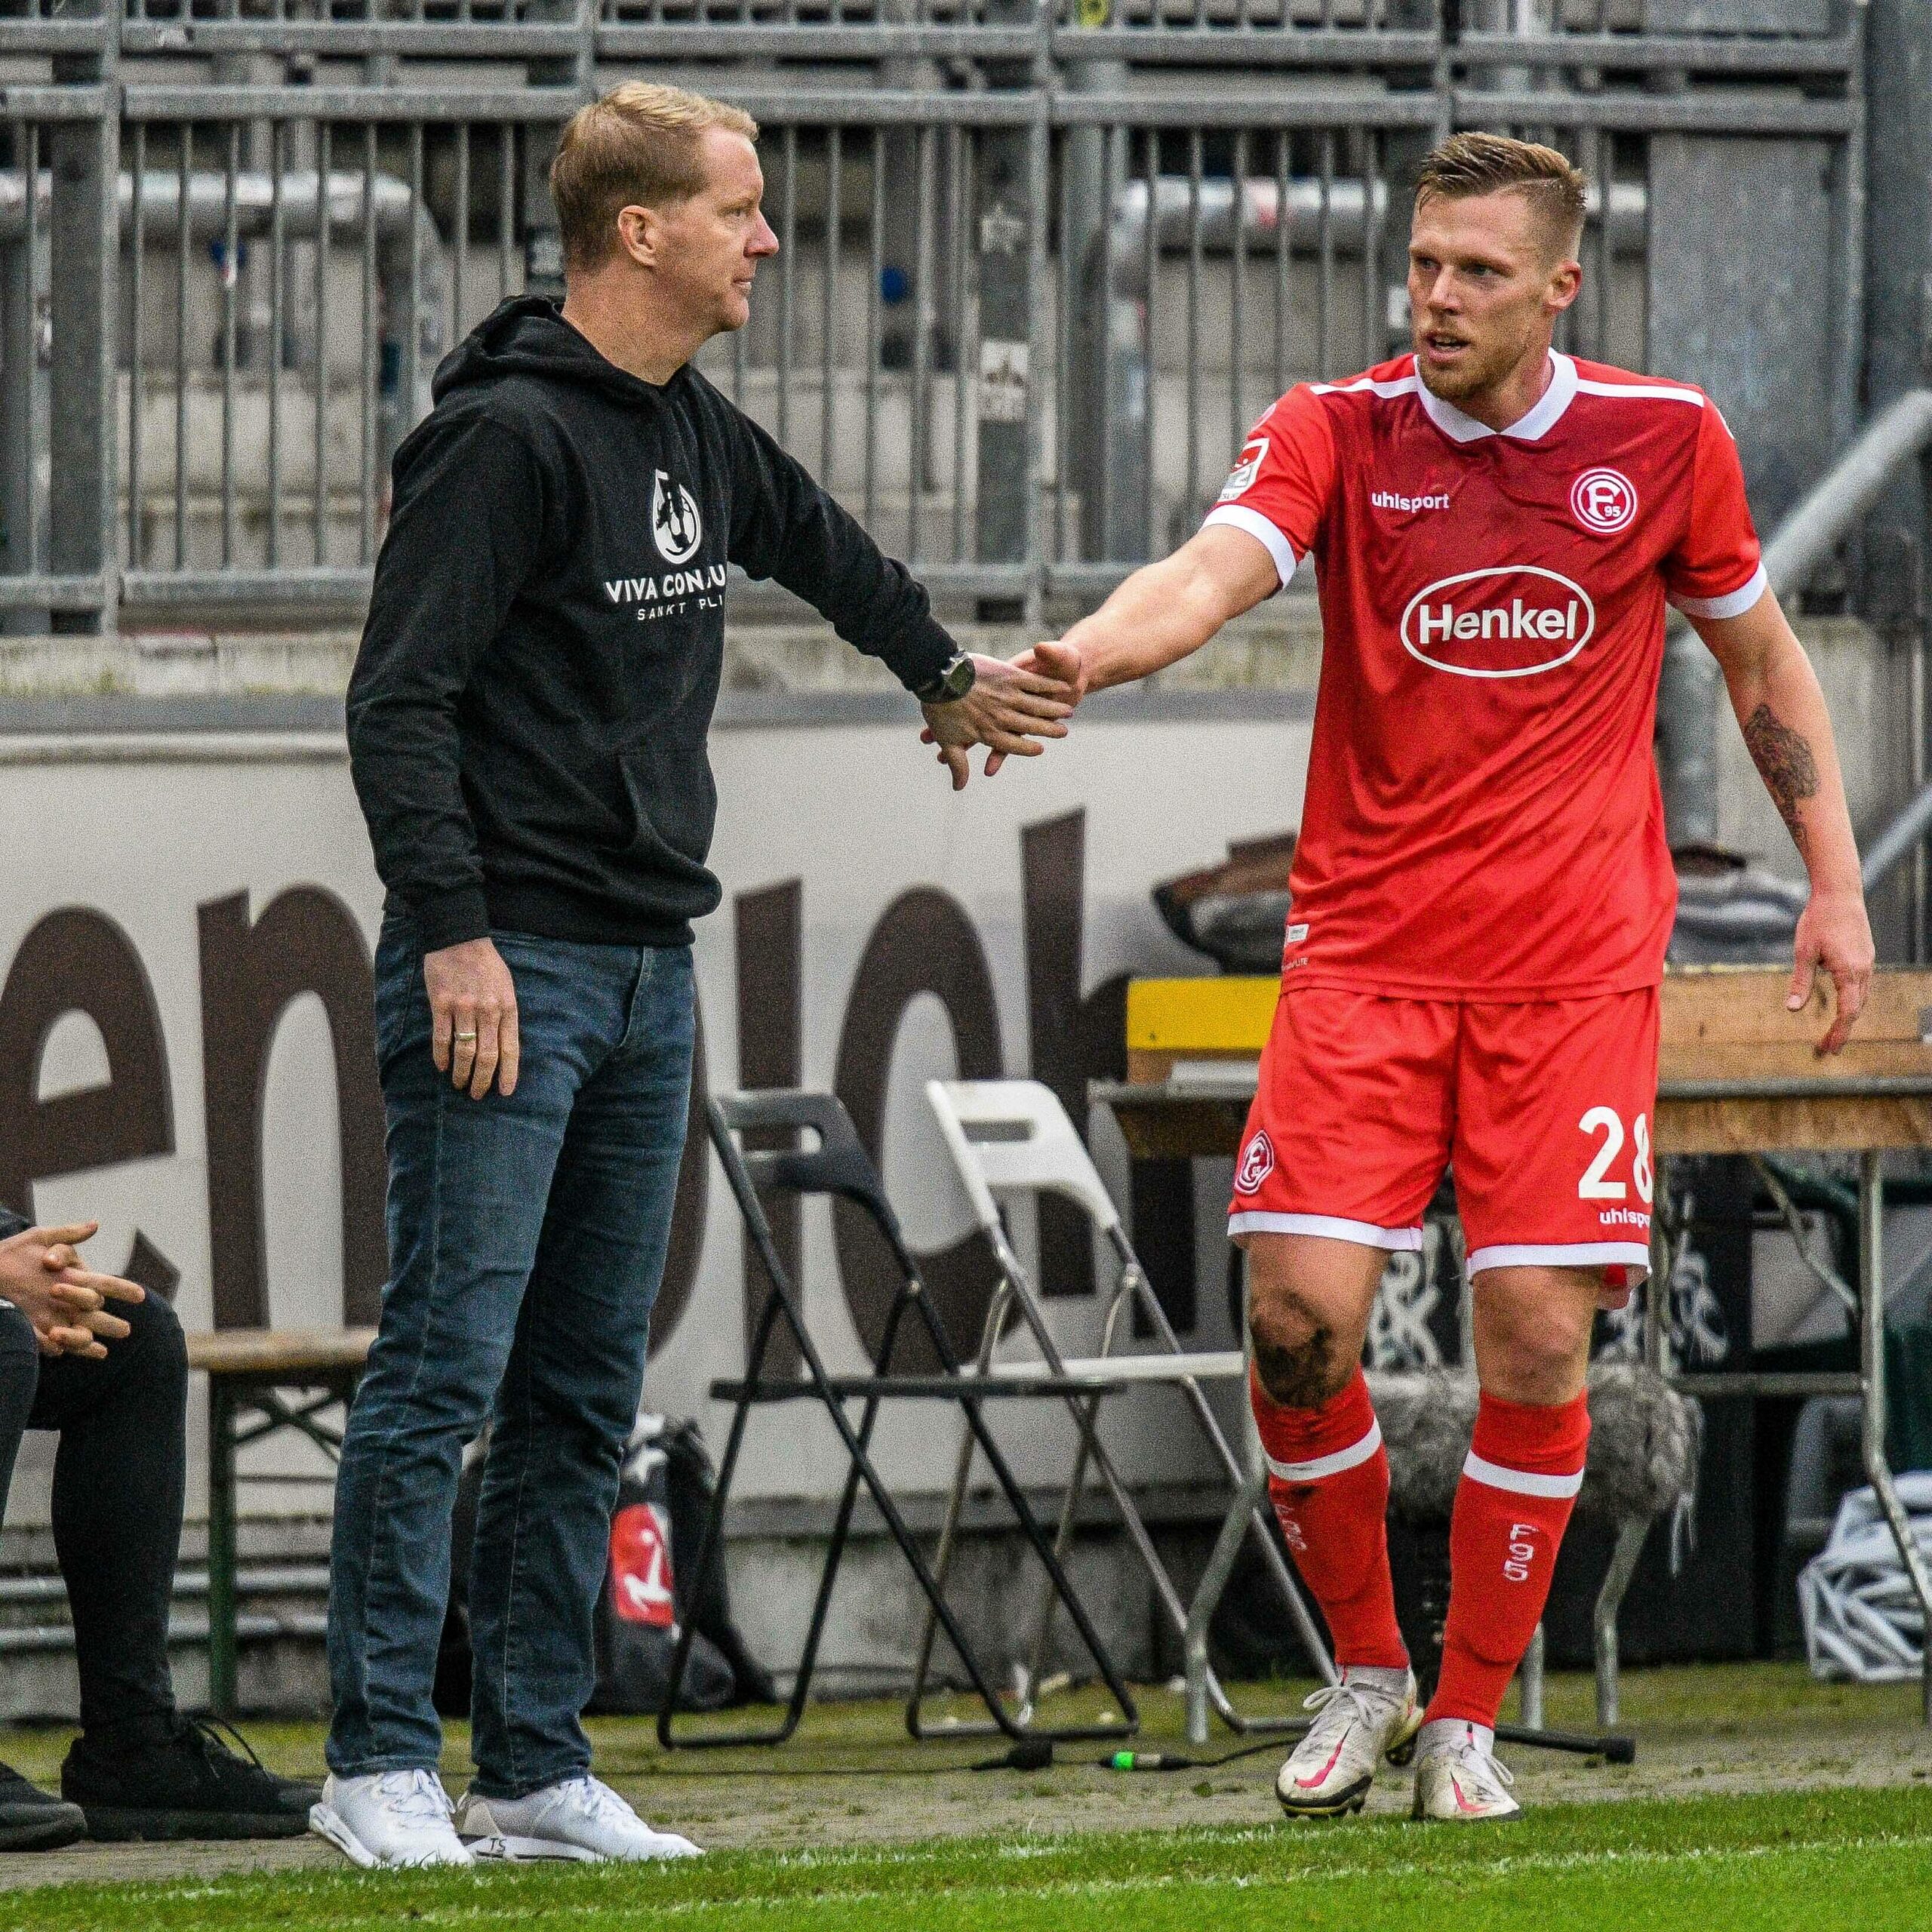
[1743,701,1820,856]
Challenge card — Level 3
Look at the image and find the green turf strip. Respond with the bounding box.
[7,1789,1932,1932]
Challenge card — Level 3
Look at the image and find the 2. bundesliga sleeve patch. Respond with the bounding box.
[1219,436,1269,503]
[1235,1130,1275,1195]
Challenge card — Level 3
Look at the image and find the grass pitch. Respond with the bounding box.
[0,1666,1925,1929]
[5,1791,1931,1932]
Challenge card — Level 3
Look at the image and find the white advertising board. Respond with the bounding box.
[0,694,1312,1523]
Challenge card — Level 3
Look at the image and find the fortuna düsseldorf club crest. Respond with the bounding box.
[1235,1130,1275,1195]
[1570,467,1637,534]
[652,469,703,565]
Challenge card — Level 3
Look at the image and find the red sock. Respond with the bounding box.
[1251,1366,1407,1670]
[1426,1390,1592,1728]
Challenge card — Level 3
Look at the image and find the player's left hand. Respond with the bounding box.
[918,653,1077,791]
[1787,884,1875,1056]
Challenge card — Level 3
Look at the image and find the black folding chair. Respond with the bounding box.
[659,1090,1140,1748]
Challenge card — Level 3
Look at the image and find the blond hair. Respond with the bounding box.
[550,82,759,272]
[1414,131,1588,260]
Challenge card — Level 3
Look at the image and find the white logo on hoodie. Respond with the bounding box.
[652,469,703,565]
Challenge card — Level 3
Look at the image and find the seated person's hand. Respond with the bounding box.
[0,1222,144,1359]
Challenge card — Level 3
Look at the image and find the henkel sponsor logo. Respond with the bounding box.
[1398,565,1596,678]
[1570,466,1637,535]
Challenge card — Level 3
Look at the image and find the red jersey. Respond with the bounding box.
[1203,349,1765,999]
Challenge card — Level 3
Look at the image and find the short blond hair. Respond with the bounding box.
[550,82,759,272]
[1414,131,1588,260]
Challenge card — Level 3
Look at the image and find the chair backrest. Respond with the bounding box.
[708,1089,916,1266]
[924,1078,1123,1237]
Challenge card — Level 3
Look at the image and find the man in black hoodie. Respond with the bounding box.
[312,82,1074,1870]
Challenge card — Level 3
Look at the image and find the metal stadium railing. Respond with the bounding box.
[0,0,1869,632]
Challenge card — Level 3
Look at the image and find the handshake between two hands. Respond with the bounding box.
[918,638,1088,792]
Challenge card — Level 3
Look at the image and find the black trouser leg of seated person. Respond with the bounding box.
[42,1291,318,1841]
[0,1309,88,1850]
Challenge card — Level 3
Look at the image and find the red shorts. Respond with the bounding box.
[1227,984,1659,1278]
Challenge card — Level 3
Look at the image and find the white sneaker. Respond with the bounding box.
[454,1774,702,1863]
[1411,1719,1522,1822]
[1275,1666,1420,1818]
[308,1769,475,1868]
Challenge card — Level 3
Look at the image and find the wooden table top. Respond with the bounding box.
[185,1327,376,1378]
[1106,965,1932,1159]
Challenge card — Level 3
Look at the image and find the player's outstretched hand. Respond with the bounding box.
[1786,885,1875,1056]
[919,651,1078,791]
[1018,638,1089,705]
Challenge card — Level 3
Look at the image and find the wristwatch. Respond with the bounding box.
[915,652,977,704]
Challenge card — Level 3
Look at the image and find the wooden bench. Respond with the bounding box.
[184,1328,374,1717]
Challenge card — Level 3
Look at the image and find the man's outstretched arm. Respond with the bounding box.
[1021,527,1283,705]
[713,385,1072,786]
[1693,588,1875,1053]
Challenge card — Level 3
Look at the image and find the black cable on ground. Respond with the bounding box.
[614,1731,1297,1777]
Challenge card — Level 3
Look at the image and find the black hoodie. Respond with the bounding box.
[346,296,958,952]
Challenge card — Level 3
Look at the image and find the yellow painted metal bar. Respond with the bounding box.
[1125,977,1278,1054]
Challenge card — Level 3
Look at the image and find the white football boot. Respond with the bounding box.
[454,1774,702,1863]
[308,1768,475,1868]
[1411,1719,1522,1822]
[1275,1666,1420,1819]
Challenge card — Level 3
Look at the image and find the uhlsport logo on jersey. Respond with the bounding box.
[1218,436,1269,503]
[1235,1130,1275,1195]
[1399,565,1596,678]
[1570,466,1637,534]
[652,468,703,565]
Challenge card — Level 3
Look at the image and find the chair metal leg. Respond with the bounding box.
[908,1294,1005,1729]
[1016,1283,1136,1703]
[1184,1460,1269,1746]
[907,1287,1140,1742]
[977,1231,1287,1736]
[664,1293,900,1746]
[1019,1392,1104,1712]
[1107,1232,1332,1729]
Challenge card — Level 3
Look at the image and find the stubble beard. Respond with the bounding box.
[1414,333,1504,405]
[1412,311,1541,407]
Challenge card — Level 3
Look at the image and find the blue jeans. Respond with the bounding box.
[325,914,694,1795]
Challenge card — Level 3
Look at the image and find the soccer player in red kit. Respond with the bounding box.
[1024,133,1875,1820]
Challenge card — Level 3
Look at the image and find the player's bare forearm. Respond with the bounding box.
[1696,592,1860,892]
[1032,527,1281,699]
[1694,589,1874,1050]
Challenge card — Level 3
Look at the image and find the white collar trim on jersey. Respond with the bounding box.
[1414,349,1579,445]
